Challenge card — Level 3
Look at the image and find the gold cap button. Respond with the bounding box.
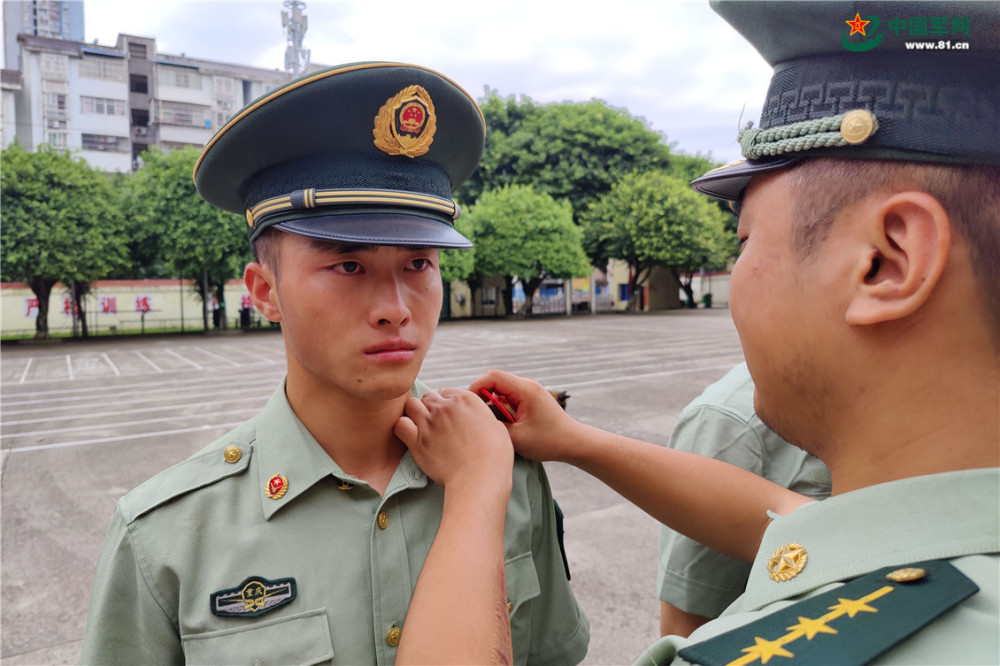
[886,567,926,583]
[386,626,401,647]
[767,543,808,582]
[840,109,877,145]
[223,446,242,463]
[507,601,514,614]
[338,480,354,491]
[377,512,389,530]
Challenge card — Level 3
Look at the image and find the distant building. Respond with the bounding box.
[5,30,297,172]
[3,1,85,69]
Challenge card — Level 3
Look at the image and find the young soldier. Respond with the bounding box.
[397,2,999,663]
[80,63,588,665]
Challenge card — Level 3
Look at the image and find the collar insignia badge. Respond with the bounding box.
[210,575,297,618]
[265,474,288,500]
[373,85,437,158]
[767,542,808,582]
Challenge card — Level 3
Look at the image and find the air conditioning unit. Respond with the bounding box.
[135,127,147,136]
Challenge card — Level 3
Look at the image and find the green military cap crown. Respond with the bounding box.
[691,1,1000,201]
[194,62,485,247]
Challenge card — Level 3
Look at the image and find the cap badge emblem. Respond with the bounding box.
[265,474,288,499]
[373,85,437,158]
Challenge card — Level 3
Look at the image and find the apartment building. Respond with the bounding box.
[6,30,292,172]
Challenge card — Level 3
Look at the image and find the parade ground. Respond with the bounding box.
[1,309,744,665]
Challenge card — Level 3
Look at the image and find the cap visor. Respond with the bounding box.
[273,212,472,248]
[690,157,800,201]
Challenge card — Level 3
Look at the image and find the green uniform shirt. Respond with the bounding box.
[640,468,1000,665]
[81,381,589,665]
[658,363,831,618]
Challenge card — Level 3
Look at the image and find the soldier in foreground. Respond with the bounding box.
[81,62,588,665]
[395,2,1000,663]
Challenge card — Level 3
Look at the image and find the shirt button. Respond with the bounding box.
[377,512,389,530]
[386,626,401,647]
[223,446,242,463]
[507,601,514,614]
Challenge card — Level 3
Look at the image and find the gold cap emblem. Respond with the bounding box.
[224,446,242,464]
[840,109,877,145]
[373,85,437,158]
[767,542,808,582]
[265,474,288,500]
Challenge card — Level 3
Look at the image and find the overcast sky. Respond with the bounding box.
[82,1,773,163]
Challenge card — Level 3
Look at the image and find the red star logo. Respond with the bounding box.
[845,12,871,36]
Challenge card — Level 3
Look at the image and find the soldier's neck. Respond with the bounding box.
[284,376,409,496]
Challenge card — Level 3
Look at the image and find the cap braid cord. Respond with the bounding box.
[739,112,879,160]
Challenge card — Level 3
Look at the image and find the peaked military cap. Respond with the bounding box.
[692,1,1000,201]
[194,62,484,247]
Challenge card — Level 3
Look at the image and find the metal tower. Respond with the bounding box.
[281,1,311,78]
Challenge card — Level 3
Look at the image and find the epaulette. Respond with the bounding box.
[118,422,256,524]
[678,560,978,666]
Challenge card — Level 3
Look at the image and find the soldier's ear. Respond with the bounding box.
[244,262,282,323]
[844,191,951,326]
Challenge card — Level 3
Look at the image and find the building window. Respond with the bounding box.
[81,133,129,152]
[45,118,67,130]
[130,74,148,94]
[40,53,68,80]
[158,65,202,90]
[78,56,126,81]
[47,132,68,148]
[42,92,67,117]
[128,42,147,59]
[158,101,209,127]
[81,96,126,116]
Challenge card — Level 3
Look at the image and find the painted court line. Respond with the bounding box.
[1,407,260,439]
[194,346,240,366]
[164,349,203,370]
[101,352,121,377]
[18,358,33,384]
[65,355,74,381]
[1,421,247,453]
[134,350,164,373]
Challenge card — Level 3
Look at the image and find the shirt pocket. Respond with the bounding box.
[506,551,541,662]
[182,608,334,666]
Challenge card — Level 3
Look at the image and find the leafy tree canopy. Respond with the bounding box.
[459,92,677,218]
[438,216,475,283]
[581,170,734,308]
[465,184,590,314]
[1,143,129,337]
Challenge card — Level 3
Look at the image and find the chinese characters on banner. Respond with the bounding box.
[25,297,39,317]
[100,296,117,314]
[62,296,79,317]
[135,295,152,313]
[240,293,255,310]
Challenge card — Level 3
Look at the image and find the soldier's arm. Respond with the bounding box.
[394,388,514,665]
[470,370,812,562]
[80,506,182,665]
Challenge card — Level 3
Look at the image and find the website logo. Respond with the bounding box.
[841,13,972,52]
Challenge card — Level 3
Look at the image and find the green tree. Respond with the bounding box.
[466,185,590,315]
[582,170,734,310]
[438,216,475,283]
[1,143,128,338]
[459,92,674,219]
[124,147,250,330]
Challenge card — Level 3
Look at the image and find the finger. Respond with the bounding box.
[438,386,471,399]
[394,415,418,448]
[403,396,430,423]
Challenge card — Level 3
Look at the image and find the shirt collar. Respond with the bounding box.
[255,379,431,520]
[740,468,1000,612]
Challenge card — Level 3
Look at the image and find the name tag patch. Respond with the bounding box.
[210,575,297,618]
